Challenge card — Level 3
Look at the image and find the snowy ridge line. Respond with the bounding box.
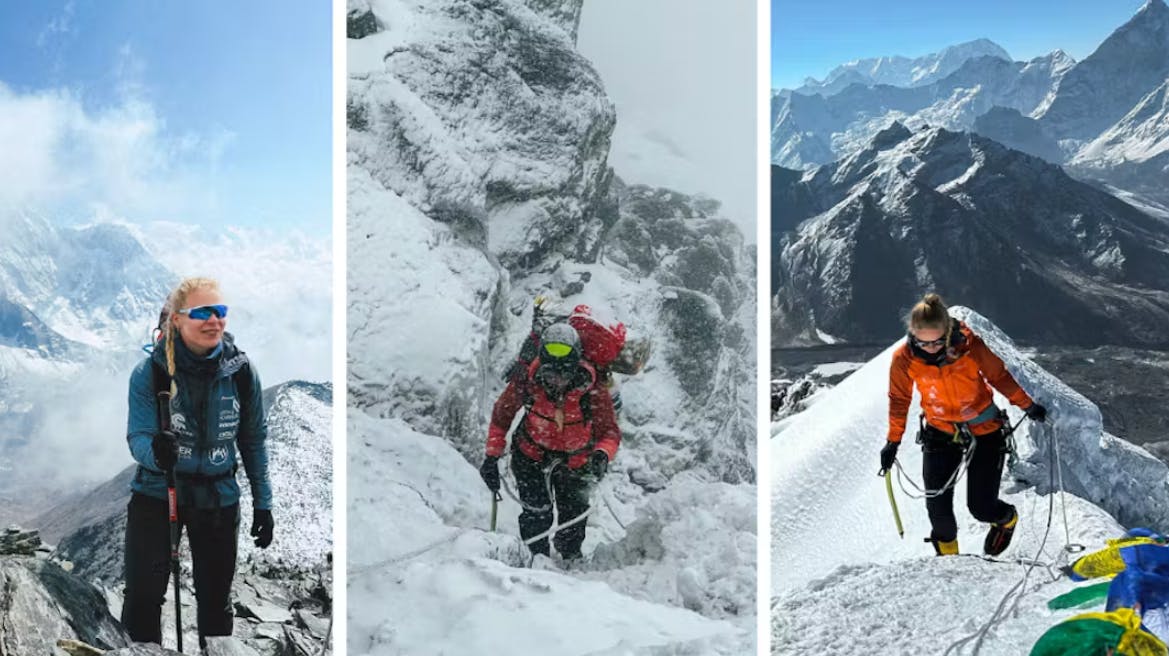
[771,305,1169,653]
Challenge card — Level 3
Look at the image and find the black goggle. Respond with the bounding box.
[912,336,947,349]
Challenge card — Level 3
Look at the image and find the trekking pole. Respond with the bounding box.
[884,470,904,538]
[490,492,501,532]
[166,468,183,653]
[156,378,183,653]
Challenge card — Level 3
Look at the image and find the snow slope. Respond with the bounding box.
[771,307,1169,653]
[348,412,745,656]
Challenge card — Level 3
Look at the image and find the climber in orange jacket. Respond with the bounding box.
[882,293,1047,557]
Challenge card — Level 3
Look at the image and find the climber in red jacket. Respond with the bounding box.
[478,322,621,560]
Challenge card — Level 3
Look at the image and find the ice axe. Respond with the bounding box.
[490,491,502,532]
[882,469,904,539]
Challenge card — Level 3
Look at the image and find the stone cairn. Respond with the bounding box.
[0,525,43,556]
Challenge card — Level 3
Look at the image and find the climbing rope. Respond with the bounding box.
[941,422,1076,655]
[894,439,978,500]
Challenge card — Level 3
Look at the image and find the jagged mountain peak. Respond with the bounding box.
[869,121,914,150]
[774,123,1169,348]
[1138,0,1169,17]
[1039,0,1169,139]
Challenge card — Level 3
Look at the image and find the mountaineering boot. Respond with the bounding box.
[928,537,960,556]
[984,509,1019,556]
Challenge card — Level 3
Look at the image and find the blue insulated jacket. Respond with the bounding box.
[126,333,272,510]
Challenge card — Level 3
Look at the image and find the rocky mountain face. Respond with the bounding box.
[1038,0,1169,141]
[347,0,756,651]
[24,381,333,656]
[772,125,1169,347]
[0,527,130,654]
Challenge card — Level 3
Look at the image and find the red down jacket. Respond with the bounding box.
[486,359,622,469]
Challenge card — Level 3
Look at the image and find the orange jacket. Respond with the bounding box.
[887,321,1034,443]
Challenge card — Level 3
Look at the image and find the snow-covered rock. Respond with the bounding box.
[347,0,616,271]
[347,1,756,652]
[0,556,130,654]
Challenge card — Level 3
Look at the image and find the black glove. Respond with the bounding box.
[585,451,609,480]
[1025,403,1047,423]
[479,456,500,492]
[879,441,900,474]
[152,430,179,471]
[251,509,274,549]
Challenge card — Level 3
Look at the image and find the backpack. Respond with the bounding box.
[503,298,647,383]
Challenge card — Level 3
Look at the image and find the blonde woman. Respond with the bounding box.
[122,277,273,644]
[883,293,1047,557]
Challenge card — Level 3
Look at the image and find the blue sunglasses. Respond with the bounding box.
[177,304,229,320]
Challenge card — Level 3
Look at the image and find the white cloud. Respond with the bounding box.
[0,77,234,225]
[129,220,333,387]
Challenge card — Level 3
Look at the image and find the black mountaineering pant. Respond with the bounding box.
[511,445,592,558]
[921,425,1015,543]
[122,493,240,643]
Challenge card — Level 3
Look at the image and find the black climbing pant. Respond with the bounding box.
[922,425,1015,543]
[511,446,593,558]
[121,492,240,643]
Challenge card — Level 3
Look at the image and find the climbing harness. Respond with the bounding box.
[893,414,1025,500]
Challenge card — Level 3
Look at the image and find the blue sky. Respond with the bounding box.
[772,0,1150,90]
[0,2,331,233]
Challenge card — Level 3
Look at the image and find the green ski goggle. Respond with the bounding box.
[543,341,574,358]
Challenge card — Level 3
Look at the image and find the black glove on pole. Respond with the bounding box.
[480,456,500,492]
[152,430,179,471]
[879,440,900,475]
[251,509,274,548]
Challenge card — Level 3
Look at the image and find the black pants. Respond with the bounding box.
[922,426,1015,543]
[512,447,592,557]
[122,493,240,643]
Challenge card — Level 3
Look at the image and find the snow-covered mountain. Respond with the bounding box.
[0,210,172,349]
[772,1,1169,207]
[772,124,1169,348]
[772,307,1169,654]
[794,39,1014,96]
[1069,79,1169,203]
[32,380,332,654]
[772,50,1072,169]
[347,0,755,652]
[1037,0,1169,142]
